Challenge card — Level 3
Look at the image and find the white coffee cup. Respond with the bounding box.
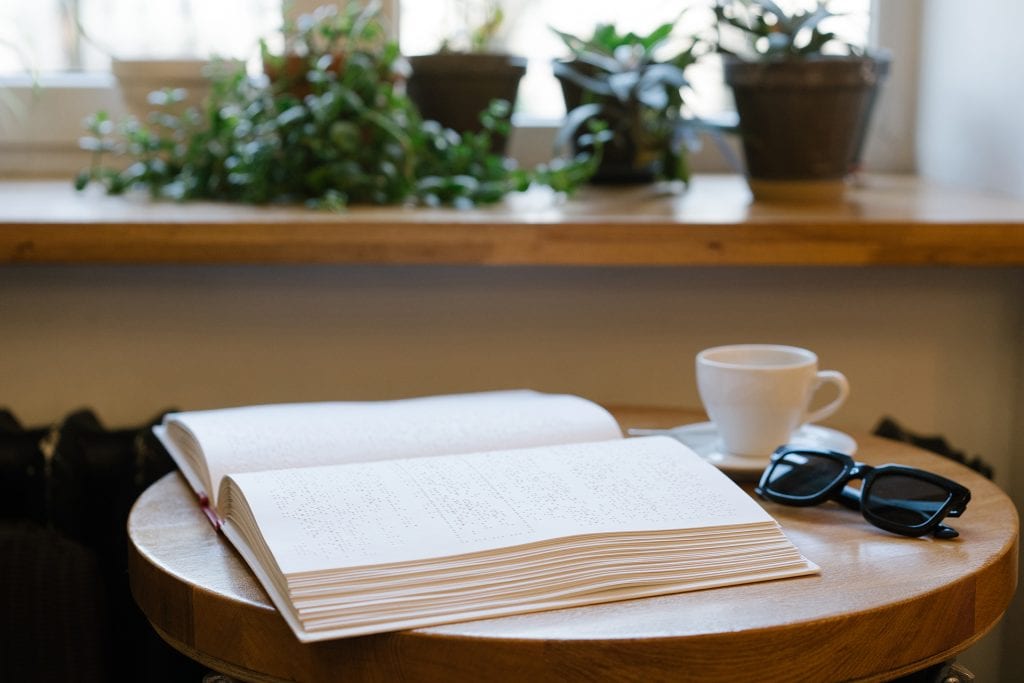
[696,344,849,457]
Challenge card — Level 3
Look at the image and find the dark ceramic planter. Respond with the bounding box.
[724,56,889,200]
[406,53,526,148]
[554,60,659,184]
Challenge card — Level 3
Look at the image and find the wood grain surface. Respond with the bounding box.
[5,175,1024,265]
[127,406,1019,682]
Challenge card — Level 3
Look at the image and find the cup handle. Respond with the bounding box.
[804,370,850,425]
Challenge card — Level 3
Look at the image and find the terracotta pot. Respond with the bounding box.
[262,53,349,98]
[724,55,890,200]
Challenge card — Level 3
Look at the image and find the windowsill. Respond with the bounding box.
[2,174,1024,266]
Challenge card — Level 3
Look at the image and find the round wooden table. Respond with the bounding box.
[128,407,1018,682]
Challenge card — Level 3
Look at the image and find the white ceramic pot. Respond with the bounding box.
[111,57,242,122]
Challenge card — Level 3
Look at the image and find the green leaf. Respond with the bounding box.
[276,105,307,127]
[73,170,91,191]
[640,21,676,51]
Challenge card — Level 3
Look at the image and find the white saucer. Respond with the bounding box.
[631,422,857,480]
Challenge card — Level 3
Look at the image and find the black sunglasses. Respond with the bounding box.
[755,447,971,539]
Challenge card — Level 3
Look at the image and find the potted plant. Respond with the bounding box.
[551,19,703,185]
[713,0,890,201]
[67,0,244,123]
[75,2,601,208]
[404,1,527,150]
[259,3,387,98]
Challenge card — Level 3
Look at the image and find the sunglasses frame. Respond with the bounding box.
[755,447,972,539]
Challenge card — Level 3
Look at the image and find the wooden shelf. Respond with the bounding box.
[3,174,1024,266]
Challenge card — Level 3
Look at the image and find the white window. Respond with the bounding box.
[1,0,281,175]
[1,1,280,74]
[1,1,886,176]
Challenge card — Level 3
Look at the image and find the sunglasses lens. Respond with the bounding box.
[864,473,952,528]
[765,451,846,498]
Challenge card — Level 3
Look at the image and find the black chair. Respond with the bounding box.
[0,408,204,682]
[873,416,994,480]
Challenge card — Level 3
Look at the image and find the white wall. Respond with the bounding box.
[2,264,1021,677]
[918,0,1024,200]
[916,1,1024,679]
[2,266,1017,442]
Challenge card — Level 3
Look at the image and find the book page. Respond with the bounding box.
[222,436,775,576]
[165,390,622,507]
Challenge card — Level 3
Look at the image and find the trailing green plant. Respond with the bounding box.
[551,17,704,184]
[76,2,600,208]
[713,0,862,60]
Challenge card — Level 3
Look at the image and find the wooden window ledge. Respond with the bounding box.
[2,174,1023,266]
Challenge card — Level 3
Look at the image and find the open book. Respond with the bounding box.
[154,390,818,642]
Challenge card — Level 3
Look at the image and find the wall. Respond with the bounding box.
[2,264,1020,677]
[2,265,1018,439]
[915,0,1024,679]
[918,0,1024,200]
